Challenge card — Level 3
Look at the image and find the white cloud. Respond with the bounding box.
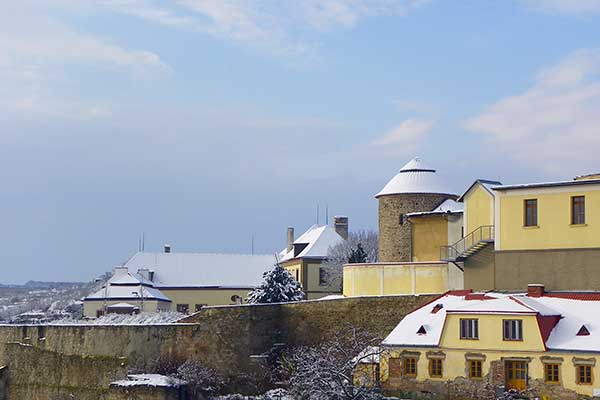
[466,48,600,175]
[523,0,600,15]
[371,119,433,155]
[0,2,170,118]
[86,0,427,63]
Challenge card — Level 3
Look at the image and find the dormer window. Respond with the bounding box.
[577,325,590,336]
[293,243,308,257]
[431,304,443,314]
[417,325,427,335]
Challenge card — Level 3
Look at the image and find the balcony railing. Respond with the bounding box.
[441,225,494,261]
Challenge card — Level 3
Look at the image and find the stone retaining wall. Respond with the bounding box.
[0,295,434,399]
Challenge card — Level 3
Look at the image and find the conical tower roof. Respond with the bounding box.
[375,157,456,198]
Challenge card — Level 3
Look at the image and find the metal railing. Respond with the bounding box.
[441,225,494,261]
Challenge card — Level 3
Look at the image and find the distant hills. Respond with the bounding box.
[0,281,87,289]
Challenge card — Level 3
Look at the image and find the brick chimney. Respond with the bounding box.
[334,216,349,240]
[287,227,295,253]
[527,284,545,298]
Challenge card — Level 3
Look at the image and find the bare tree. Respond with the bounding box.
[321,230,378,291]
[279,325,382,400]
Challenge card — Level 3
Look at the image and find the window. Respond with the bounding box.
[544,364,560,383]
[403,357,417,377]
[429,359,443,378]
[176,304,189,314]
[577,365,592,385]
[295,269,300,282]
[572,196,585,225]
[460,319,479,340]
[319,267,327,286]
[468,360,482,379]
[194,304,206,312]
[503,319,523,341]
[524,199,538,227]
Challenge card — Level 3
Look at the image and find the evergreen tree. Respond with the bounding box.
[347,243,368,264]
[247,263,305,304]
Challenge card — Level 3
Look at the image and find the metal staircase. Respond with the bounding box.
[441,225,494,262]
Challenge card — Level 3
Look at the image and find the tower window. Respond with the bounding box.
[399,214,404,225]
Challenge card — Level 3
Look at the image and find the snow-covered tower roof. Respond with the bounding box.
[375,157,456,198]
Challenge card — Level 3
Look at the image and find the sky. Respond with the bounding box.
[1,0,600,283]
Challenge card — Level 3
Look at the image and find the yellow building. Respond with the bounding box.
[380,284,600,398]
[343,199,464,297]
[280,217,347,300]
[445,175,600,291]
[83,248,276,317]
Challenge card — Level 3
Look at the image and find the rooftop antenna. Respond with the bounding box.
[251,234,255,255]
[316,204,320,225]
[326,205,329,225]
[142,232,145,252]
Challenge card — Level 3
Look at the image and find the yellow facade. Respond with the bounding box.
[343,263,449,296]
[381,347,600,397]
[160,288,253,312]
[83,299,170,317]
[464,183,494,234]
[440,313,545,352]
[381,313,600,397]
[411,216,448,262]
[282,259,338,300]
[497,185,600,251]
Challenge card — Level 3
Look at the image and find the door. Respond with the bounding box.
[506,361,527,390]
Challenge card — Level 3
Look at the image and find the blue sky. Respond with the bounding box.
[1,0,600,283]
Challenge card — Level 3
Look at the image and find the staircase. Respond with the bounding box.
[441,225,494,262]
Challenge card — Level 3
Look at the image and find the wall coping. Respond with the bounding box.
[344,261,447,268]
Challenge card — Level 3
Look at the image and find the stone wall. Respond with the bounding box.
[5,342,127,400]
[378,194,452,262]
[0,295,435,399]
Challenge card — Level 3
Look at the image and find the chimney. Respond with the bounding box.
[164,244,171,253]
[527,284,545,298]
[113,266,128,276]
[334,216,349,240]
[287,227,295,253]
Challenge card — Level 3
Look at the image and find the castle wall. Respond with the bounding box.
[0,295,435,399]
[378,193,453,262]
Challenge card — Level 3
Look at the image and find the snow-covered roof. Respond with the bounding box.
[493,178,600,191]
[279,225,344,262]
[383,291,600,353]
[406,199,463,217]
[108,268,153,286]
[375,157,456,198]
[84,284,171,302]
[125,252,275,288]
[457,179,502,202]
[106,302,138,309]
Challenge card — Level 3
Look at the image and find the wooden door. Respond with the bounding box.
[506,361,527,390]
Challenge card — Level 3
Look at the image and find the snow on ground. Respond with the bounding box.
[112,374,185,387]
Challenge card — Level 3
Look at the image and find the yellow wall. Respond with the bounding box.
[160,288,252,312]
[465,184,494,235]
[381,347,600,397]
[343,263,449,296]
[498,187,600,251]
[411,216,448,262]
[440,313,545,352]
[83,299,170,318]
[282,260,303,285]
[283,259,340,299]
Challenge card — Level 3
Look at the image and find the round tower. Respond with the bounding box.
[375,157,457,262]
